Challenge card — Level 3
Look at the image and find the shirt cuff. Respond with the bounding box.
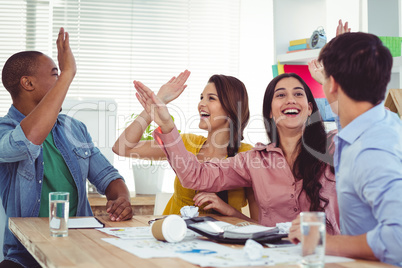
[11,124,41,161]
[152,125,182,149]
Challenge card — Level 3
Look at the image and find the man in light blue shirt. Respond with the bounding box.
[289,21,402,266]
[0,28,133,268]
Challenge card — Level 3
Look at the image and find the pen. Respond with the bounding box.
[94,217,105,227]
[148,216,167,225]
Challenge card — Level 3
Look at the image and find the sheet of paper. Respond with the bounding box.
[101,237,354,267]
[68,217,104,229]
[98,227,154,240]
[97,226,199,240]
[102,238,273,267]
[264,245,355,265]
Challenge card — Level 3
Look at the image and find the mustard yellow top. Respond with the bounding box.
[163,133,253,215]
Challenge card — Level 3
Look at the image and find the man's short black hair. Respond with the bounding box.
[319,32,393,105]
[2,51,44,98]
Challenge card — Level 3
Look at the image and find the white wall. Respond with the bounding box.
[239,0,274,145]
[368,0,399,36]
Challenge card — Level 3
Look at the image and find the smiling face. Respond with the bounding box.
[198,82,230,132]
[270,77,312,131]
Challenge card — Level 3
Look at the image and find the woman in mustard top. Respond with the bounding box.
[113,71,258,222]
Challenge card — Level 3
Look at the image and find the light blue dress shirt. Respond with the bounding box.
[334,104,402,266]
[0,105,123,268]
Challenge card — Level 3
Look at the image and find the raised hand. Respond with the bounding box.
[156,70,191,104]
[135,80,175,133]
[308,59,325,85]
[56,27,76,78]
[336,19,351,36]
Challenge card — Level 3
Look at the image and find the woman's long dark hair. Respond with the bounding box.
[208,75,250,206]
[262,73,334,231]
[208,75,250,157]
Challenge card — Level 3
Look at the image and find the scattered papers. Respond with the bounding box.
[97,225,354,267]
[102,238,274,267]
[99,227,154,240]
[97,226,199,240]
[68,217,104,229]
[101,237,354,267]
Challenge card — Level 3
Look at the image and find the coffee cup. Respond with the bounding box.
[151,215,187,242]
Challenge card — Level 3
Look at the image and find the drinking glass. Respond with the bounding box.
[300,212,326,267]
[49,192,69,237]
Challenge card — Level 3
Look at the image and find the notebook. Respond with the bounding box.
[185,216,287,244]
[68,217,104,229]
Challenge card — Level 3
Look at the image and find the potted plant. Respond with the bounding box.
[125,114,178,195]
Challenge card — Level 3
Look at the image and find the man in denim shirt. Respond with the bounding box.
[0,28,133,268]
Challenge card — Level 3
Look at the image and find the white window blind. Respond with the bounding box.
[0,0,241,137]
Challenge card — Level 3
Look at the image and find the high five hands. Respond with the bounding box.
[157,70,191,104]
[134,70,191,133]
[133,70,190,105]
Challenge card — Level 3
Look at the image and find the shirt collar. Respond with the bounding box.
[253,142,284,154]
[7,104,61,127]
[338,103,386,144]
[7,105,26,123]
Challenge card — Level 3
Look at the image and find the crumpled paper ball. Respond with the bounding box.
[276,222,292,234]
[180,205,199,219]
[244,239,263,260]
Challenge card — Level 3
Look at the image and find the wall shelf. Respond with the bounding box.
[277,49,320,64]
[274,0,401,88]
[278,52,402,76]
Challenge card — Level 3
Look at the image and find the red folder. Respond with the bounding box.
[283,65,325,98]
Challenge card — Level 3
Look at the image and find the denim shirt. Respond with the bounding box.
[0,105,123,267]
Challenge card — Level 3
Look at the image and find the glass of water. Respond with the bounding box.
[300,212,326,267]
[49,192,69,237]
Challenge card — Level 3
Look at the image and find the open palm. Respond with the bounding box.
[157,70,191,104]
[135,81,173,128]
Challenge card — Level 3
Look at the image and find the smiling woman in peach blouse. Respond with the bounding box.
[135,72,340,234]
[113,71,258,222]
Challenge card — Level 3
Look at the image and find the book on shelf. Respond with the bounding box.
[272,64,279,77]
[286,48,312,53]
[288,43,310,51]
[272,63,285,78]
[289,38,309,46]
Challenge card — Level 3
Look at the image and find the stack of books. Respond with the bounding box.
[287,38,311,53]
